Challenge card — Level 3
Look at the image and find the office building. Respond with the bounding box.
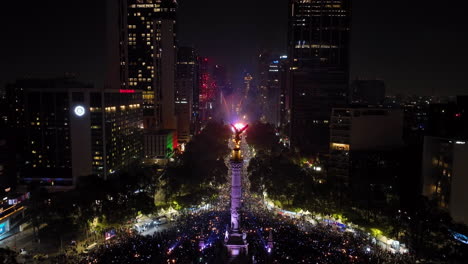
[257,54,289,127]
[105,0,129,92]
[422,136,468,225]
[329,107,404,185]
[350,79,386,105]
[125,0,178,131]
[401,96,431,144]
[199,57,217,122]
[278,55,290,137]
[288,0,350,155]
[8,78,142,190]
[0,92,17,190]
[143,130,177,159]
[4,83,26,130]
[175,47,199,143]
[257,52,272,123]
[107,1,179,125]
[0,120,17,190]
[109,0,180,158]
[427,97,467,139]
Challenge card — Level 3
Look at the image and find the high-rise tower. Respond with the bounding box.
[288,0,350,155]
[126,0,178,131]
[198,58,217,122]
[107,0,179,159]
[176,47,199,143]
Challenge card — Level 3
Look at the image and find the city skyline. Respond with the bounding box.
[1,0,467,95]
[1,1,468,262]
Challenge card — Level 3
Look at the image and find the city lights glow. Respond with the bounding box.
[234,123,246,130]
[119,89,135,93]
[74,105,85,117]
[451,231,468,244]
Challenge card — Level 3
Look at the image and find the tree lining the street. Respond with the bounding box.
[245,121,279,154]
[159,121,231,209]
[26,168,156,245]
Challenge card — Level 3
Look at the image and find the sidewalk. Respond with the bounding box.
[0,224,58,257]
[0,225,35,251]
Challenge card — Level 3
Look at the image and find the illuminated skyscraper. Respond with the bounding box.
[257,52,271,123]
[422,136,468,225]
[107,0,179,158]
[108,0,178,128]
[257,54,288,127]
[176,47,199,143]
[126,0,177,131]
[288,0,350,155]
[198,57,217,122]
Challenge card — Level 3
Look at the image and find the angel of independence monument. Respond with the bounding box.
[225,123,249,256]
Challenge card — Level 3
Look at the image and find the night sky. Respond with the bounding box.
[1,0,467,95]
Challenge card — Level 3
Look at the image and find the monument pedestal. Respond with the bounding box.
[225,232,248,256]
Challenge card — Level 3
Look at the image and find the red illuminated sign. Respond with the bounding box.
[119,89,135,93]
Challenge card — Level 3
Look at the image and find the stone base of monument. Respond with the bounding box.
[225,233,248,257]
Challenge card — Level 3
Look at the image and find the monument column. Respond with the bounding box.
[230,160,242,232]
[225,123,249,257]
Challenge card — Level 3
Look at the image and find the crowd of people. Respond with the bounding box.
[40,198,415,264]
[243,203,416,263]
[68,210,234,263]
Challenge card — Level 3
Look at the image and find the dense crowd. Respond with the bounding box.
[63,210,231,264]
[43,200,416,264]
[243,204,415,264]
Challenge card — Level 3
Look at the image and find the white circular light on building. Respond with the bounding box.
[74,105,86,117]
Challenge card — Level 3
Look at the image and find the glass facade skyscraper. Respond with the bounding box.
[176,47,199,143]
[288,0,350,155]
[126,0,177,130]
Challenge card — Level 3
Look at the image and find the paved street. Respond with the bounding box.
[0,224,56,255]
